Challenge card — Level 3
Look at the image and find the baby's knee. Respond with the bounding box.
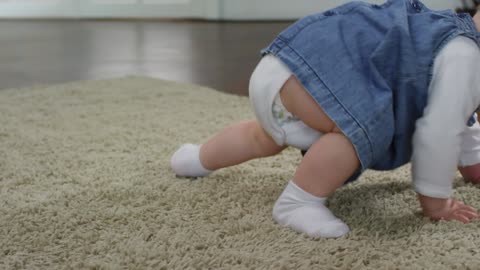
[459,164,480,184]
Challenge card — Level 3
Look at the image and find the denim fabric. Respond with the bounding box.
[262,0,480,175]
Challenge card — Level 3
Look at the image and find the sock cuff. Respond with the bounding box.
[194,145,213,175]
[286,180,327,204]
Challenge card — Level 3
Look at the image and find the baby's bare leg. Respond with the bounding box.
[458,121,480,185]
[273,133,360,238]
[294,132,360,197]
[272,76,360,238]
[200,120,286,170]
[279,76,360,195]
[170,120,286,177]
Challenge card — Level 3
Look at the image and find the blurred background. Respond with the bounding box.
[0,0,468,95]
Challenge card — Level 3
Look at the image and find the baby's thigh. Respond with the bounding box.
[279,77,339,134]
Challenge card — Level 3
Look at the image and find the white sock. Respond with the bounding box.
[170,144,213,177]
[272,181,350,238]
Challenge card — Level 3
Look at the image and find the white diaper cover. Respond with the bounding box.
[248,54,323,150]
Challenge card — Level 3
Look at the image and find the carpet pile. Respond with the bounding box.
[0,77,479,269]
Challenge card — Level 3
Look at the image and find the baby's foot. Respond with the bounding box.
[272,181,350,238]
[459,163,480,185]
[170,144,213,178]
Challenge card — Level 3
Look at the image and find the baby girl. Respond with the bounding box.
[171,0,480,238]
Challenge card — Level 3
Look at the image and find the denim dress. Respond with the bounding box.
[261,0,480,174]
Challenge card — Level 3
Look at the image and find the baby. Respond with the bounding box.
[171,0,480,238]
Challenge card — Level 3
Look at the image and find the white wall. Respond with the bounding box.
[0,0,460,19]
[0,0,78,18]
[0,0,211,19]
[219,0,458,20]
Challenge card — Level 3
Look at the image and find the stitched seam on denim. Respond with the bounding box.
[457,14,480,45]
[426,12,480,83]
[279,41,374,165]
[427,30,462,84]
[454,13,480,45]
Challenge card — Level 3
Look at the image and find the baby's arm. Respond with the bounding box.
[412,36,480,222]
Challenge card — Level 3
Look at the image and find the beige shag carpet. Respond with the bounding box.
[1,76,479,270]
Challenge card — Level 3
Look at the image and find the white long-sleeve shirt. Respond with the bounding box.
[412,36,480,198]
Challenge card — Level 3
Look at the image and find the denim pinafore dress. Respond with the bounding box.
[262,0,480,174]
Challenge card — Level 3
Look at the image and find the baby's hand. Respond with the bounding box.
[418,194,479,223]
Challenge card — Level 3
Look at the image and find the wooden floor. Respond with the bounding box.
[0,20,291,96]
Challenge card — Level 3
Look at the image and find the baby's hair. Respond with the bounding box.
[456,0,480,16]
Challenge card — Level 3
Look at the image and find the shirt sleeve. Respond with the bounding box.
[412,36,480,199]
